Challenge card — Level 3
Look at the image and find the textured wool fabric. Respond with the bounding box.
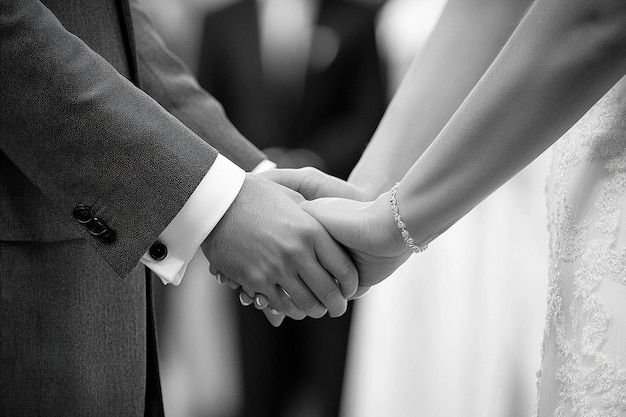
[0,0,266,414]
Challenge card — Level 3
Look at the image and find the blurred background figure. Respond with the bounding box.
[198,0,387,179]
[196,1,386,417]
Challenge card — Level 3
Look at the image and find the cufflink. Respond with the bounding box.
[149,241,168,261]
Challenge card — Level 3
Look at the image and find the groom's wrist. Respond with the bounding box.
[140,154,245,285]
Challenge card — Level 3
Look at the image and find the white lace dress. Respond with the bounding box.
[537,76,626,416]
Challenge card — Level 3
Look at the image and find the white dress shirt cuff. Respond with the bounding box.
[140,154,246,285]
[251,159,277,174]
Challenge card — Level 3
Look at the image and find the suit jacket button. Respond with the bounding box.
[149,242,168,261]
[100,230,117,244]
[87,218,107,236]
[73,205,93,224]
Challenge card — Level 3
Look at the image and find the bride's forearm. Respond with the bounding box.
[349,0,532,195]
[393,0,626,245]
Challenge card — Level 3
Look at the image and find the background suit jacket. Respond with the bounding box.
[0,0,265,415]
[198,0,387,179]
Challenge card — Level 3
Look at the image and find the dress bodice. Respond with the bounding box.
[539,76,626,416]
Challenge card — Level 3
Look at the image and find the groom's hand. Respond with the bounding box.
[201,174,358,319]
[260,167,374,201]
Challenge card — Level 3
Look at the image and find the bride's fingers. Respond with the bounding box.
[253,293,269,310]
[239,291,254,306]
[261,167,367,200]
[260,168,318,200]
[239,285,255,299]
[302,197,364,221]
[214,272,228,285]
[238,292,287,327]
[227,278,241,290]
[258,168,304,192]
[212,268,241,290]
[210,264,238,288]
[209,264,226,285]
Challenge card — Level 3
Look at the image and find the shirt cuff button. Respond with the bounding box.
[149,242,168,261]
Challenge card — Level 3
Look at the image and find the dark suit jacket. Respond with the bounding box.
[0,1,265,415]
[198,0,387,179]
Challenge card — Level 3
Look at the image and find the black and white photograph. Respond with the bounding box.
[1,0,625,416]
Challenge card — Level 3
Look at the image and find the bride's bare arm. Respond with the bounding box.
[372,0,626,249]
[303,0,626,288]
[349,0,532,195]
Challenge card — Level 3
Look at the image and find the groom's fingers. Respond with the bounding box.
[257,284,309,320]
[277,277,328,319]
[350,286,371,299]
[218,241,333,319]
[296,263,347,317]
[261,308,285,327]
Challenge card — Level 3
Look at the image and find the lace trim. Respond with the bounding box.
[537,88,626,416]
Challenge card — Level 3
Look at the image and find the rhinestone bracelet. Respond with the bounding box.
[390,182,428,253]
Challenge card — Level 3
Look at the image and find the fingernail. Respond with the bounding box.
[239,293,252,306]
[216,272,227,285]
[255,295,267,308]
[270,308,280,315]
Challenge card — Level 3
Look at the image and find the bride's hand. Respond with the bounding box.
[260,167,376,201]
[301,194,412,290]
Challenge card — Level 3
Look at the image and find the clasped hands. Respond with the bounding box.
[201,168,413,326]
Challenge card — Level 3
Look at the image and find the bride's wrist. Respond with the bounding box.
[372,184,430,256]
[369,191,413,257]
